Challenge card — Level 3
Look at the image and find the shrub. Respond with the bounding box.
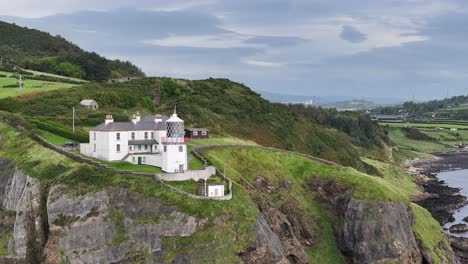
[28,119,88,142]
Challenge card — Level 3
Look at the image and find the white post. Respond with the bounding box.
[18,74,23,94]
[72,107,75,133]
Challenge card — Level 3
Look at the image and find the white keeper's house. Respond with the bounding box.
[80,109,188,173]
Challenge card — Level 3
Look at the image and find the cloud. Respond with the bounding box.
[1,0,468,99]
[339,25,367,43]
[244,60,282,67]
[143,33,257,49]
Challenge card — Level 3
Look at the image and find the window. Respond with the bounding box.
[116,144,120,152]
[151,132,154,139]
[93,132,96,140]
[116,133,120,140]
[179,146,183,152]
[144,132,148,139]
[131,132,135,140]
[138,145,141,151]
[164,146,167,152]
[144,145,148,150]
[201,131,207,135]
[93,144,96,152]
[142,157,146,163]
[193,131,198,136]
[132,157,135,163]
[129,146,132,151]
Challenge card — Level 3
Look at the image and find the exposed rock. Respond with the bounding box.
[240,214,287,264]
[449,223,468,234]
[341,198,422,264]
[0,159,46,263]
[309,177,425,264]
[44,185,203,264]
[449,236,468,262]
[253,176,277,193]
[253,196,309,264]
[463,216,468,223]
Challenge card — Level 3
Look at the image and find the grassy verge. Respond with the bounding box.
[188,135,258,147]
[411,203,452,264]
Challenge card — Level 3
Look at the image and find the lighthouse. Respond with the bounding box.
[161,107,188,172]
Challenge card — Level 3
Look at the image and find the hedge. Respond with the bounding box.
[28,119,88,143]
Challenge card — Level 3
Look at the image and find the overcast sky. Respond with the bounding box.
[1,0,468,100]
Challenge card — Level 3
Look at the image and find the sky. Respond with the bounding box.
[0,0,468,100]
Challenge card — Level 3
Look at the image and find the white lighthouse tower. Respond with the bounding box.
[161,107,188,172]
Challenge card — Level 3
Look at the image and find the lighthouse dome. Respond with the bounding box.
[166,107,184,138]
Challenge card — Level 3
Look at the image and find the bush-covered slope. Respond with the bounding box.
[0,77,388,170]
[0,21,144,81]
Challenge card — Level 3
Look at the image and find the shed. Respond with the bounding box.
[185,128,209,139]
[80,99,99,110]
[198,181,225,197]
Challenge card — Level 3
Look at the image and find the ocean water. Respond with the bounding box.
[438,169,468,238]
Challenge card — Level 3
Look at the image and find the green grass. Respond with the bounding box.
[362,158,419,199]
[188,135,258,147]
[91,159,163,173]
[188,155,204,170]
[22,69,88,83]
[166,180,199,195]
[35,129,72,146]
[387,128,452,153]
[411,203,452,264]
[0,77,76,99]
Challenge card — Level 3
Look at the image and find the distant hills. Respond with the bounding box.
[260,91,405,110]
[0,21,145,81]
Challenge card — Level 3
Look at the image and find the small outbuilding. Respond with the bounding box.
[198,181,225,197]
[185,128,209,139]
[80,99,99,110]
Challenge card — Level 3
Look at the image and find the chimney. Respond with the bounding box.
[105,115,113,125]
[154,114,162,123]
[135,111,141,122]
[131,114,137,124]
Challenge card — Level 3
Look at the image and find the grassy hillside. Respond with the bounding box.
[0,121,451,262]
[0,77,390,170]
[0,72,76,99]
[0,21,144,81]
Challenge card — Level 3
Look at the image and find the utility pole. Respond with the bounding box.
[18,74,23,94]
[72,107,75,133]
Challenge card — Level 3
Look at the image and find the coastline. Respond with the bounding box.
[407,150,468,261]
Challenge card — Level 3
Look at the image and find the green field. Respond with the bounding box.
[0,77,76,98]
[23,69,89,83]
[380,122,468,129]
[387,128,453,153]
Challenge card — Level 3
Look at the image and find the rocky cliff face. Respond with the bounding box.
[0,159,206,263]
[309,177,456,264]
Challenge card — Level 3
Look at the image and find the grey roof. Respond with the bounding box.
[186,128,209,132]
[128,139,159,145]
[80,99,97,105]
[91,115,169,131]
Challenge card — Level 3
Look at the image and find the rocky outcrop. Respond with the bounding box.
[449,236,468,262]
[240,214,288,264]
[0,159,46,263]
[309,177,443,264]
[0,158,205,264]
[44,186,204,264]
[449,223,468,234]
[340,198,422,263]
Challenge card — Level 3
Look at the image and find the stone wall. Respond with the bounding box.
[154,166,216,181]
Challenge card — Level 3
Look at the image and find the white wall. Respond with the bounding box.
[162,144,187,172]
[208,185,225,197]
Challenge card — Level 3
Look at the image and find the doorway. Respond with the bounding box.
[138,157,142,165]
[179,164,184,172]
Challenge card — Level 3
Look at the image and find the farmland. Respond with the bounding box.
[0,70,80,99]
